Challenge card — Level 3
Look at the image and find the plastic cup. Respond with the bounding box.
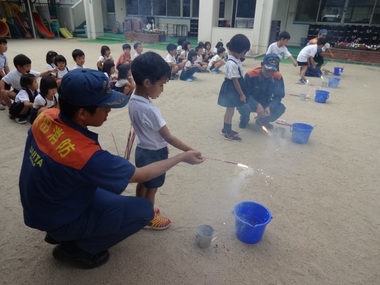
[195,225,214,248]
[299,93,307,101]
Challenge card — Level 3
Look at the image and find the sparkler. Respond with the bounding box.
[205,157,249,169]
[256,120,272,136]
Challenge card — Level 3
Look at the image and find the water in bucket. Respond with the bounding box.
[233,201,272,244]
[314,90,330,103]
[291,123,314,144]
[328,77,340,88]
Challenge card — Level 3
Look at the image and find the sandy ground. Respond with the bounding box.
[0,38,379,285]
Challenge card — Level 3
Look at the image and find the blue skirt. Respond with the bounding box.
[217,78,245,108]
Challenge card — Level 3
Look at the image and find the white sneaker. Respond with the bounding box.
[16,116,28,124]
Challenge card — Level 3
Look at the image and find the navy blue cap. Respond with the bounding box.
[60,68,128,108]
[263,53,280,71]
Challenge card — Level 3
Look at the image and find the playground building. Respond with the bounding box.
[0,0,379,56]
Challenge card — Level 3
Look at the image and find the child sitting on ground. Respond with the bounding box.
[9,74,38,124]
[208,47,226,74]
[194,46,208,71]
[52,54,69,86]
[179,50,202,82]
[0,54,55,108]
[133,42,143,60]
[165,43,184,79]
[129,51,199,230]
[113,64,135,98]
[46,50,58,71]
[97,45,113,71]
[29,76,58,124]
[102,60,117,88]
[72,49,86,69]
[116,43,132,68]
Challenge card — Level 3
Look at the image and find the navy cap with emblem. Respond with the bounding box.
[263,53,280,71]
[59,68,128,108]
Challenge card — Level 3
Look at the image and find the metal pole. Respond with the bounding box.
[26,0,37,39]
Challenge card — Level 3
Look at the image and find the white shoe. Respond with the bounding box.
[0,105,5,111]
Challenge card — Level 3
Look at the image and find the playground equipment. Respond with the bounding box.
[0,19,10,37]
[32,12,54,38]
[59,27,73,38]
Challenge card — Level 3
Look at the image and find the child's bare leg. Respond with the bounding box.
[136,183,147,198]
[300,66,307,77]
[214,61,224,70]
[144,187,158,205]
[224,107,235,124]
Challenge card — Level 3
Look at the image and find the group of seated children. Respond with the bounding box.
[166,39,227,82]
[0,40,144,124]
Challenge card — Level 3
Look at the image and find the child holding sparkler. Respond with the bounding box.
[217,34,251,141]
[129,51,200,230]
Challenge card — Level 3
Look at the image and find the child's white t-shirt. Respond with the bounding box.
[194,54,203,64]
[33,94,58,109]
[47,63,56,71]
[2,70,40,90]
[224,55,242,79]
[184,60,196,70]
[56,67,69,79]
[128,93,167,150]
[297,45,318,63]
[98,54,113,62]
[165,54,176,65]
[266,42,291,59]
[133,53,140,59]
[208,54,223,68]
[0,54,8,71]
[15,89,34,103]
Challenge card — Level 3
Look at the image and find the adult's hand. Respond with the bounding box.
[264,107,271,117]
[256,103,265,118]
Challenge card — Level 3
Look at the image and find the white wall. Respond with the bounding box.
[198,0,219,41]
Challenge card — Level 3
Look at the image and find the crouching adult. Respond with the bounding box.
[19,68,204,269]
[238,53,286,129]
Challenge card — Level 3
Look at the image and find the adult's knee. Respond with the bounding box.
[237,103,251,116]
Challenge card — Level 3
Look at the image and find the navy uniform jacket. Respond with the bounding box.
[19,108,135,232]
[244,67,285,110]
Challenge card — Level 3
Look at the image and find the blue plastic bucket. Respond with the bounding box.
[334,67,342,76]
[233,201,272,244]
[328,77,340,88]
[315,89,330,103]
[290,123,314,144]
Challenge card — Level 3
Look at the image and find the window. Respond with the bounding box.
[139,0,152,15]
[127,0,138,15]
[373,1,380,24]
[318,0,345,22]
[167,0,181,16]
[183,0,191,17]
[219,0,225,18]
[344,0,376,24]
[106,0,115,13]
[153,1,166,16]
[236,0,255,18]
[294,0,320,22]
[192,0,199,18]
